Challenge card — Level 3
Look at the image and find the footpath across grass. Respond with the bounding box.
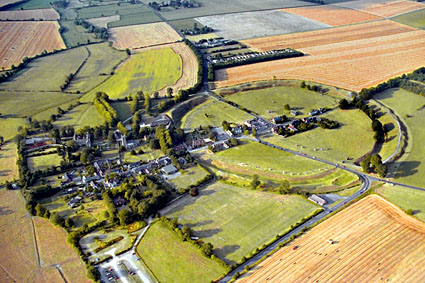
[162,182,319,263]
[137,221,226,283]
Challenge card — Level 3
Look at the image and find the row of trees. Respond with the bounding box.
[73,19,108,40]
[94,92,118,126]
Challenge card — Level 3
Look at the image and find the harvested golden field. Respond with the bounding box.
[361,0,425,17]
[282,5,381,26]
[109,22,182,50]
[158,42,198,96]
[0,21,65,70]
[217,21,425,91]
[0,142,18,183]
[0,8,60,21]
[239,195,425,283]
[33,217,90,283]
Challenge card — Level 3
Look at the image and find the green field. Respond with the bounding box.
[0,118,27,141]
[225,86,339,119]
[169,18,204,31]
[264,108,375,164]
[391,8,425,29]
[27,153,63,172]
[59,20,103,48]
[111,101,132,121]
[163,182,319,263]
[374,88,425,187]
[0,48,87,92]
[169,165,209,192]
[376,184,425,222]
[81,48,182,102]
[201,140,331,180]
[67,43,128,93]
[181,99,252,131]
[6,0,51,9]
[137,221,226,283]
[54,103,105,129]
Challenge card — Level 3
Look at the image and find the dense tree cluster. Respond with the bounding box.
[361,154,387,177]
[74,19,108,40]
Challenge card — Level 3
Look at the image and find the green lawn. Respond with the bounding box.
[111,101,132,121]
[54,103,105,130]
[225,85,339,119]
[59,20,103,48]
[137,221,227,283]
[376,184,425,222]
[391,8,425,29]
[27,154,63,172]
[163,182,319,263]
[122,145,164,163]
[169,165,209,192]
[374,88,425,187]
[264,108,375,164]
[81,48,182,102]
[0,48,87,92]
[67,43,128,93]
[181,98,252,131]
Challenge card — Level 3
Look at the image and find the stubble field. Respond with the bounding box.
[216,20,425,92]
[239,195,425,282]
[359,0,425,17]
[0,8,59,20]
[0,21,65,70]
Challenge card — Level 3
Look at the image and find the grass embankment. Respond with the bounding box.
[225,85,338,119]
[81,48,182,102]
[264,108,375,163]
[181,98,252,131]
[163,182,319,263]
[137,221,226,283]
[375,88,425,187]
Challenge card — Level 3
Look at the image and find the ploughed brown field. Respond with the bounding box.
[282,5,381,26]
[360,0,425,17]
[238,195,425,283]
[0,21,65,70]
[109,22,182,50]
[216,20,425,92]
[0,8,60,21]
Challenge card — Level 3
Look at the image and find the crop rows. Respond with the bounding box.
[361,0,425,17]
[0,8,59,20]
[239,195,425,282]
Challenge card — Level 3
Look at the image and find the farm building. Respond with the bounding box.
[308,194,327,206]
[161,164,179,175]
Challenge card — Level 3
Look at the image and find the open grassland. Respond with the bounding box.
[264,108,375,164]
[5,0,52,9]
[0,189,60,282]
[239,195,425,282]
[81,47,181,101]
[0,142,18,182]
[67,43,128,93]
[0,8,59,20]
[0,117,27,140]
[27,153,63,172]
[195,10,329,40]
[137,221,226,283]
[0,21,65,70]
[376,184,425,222]
[148,0,313,21]
[181,99,252,131]
[199,140,332,180]
[169,165,208,192]
[360,0,425,17]
[33,217,90,282]
[374,88,425,187]
[282,5,381,26]
[109,22,181,50]
[54,103,105,129]
[59,20,103,48]
[225,85,338,119]
[217,20,425,92]
[391,7,425,28]
[162,182,319,263]
[86,15,120,28]
[0,47,87,91]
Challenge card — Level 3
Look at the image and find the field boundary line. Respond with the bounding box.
[0,263,16,282]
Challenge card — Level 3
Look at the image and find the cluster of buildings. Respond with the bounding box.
[210,49,297,65]
[195,38,235,49]
[244,118,270,132]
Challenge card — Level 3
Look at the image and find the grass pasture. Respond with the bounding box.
[239,195,425,282]
[225,85,338,119]
[181,98,252,131]
[6,0,52,9]
[137,221,227,283]
[374,88,425,187]
[0,142,19,182]
[162,182,319,263]
[169,165,209,192]
[27,153,63,172]
[264,108,375,164]
[59,20,103,48]
[391,7,425,29]
[376,184,425,222]
[81,47,182,101]
[111,101,132,121]
[54,103,105,130]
